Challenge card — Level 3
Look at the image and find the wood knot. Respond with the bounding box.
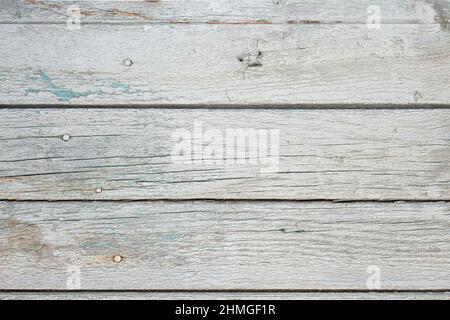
[237,50,263,68]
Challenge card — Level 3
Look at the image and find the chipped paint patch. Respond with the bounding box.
[112,82,131,94]
[26,70,102,102]
[25,70,144,102]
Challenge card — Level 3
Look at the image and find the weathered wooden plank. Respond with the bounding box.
[0,109,449,200]
[1,291,449,300]
[0,201,449,289]
[1,0,448,24]
[1,24,450,105]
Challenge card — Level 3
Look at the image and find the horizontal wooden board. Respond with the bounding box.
[0,109,449,200]
[0,201,449,289]
[1,291,449,300]
[1,0,448,24]
[1,24,450,105]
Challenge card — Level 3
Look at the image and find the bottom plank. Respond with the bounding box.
[0,201,449,290]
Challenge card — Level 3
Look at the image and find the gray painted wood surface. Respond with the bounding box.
[0,201,449,289]
[0,109,449,200]
[1,0,449,299]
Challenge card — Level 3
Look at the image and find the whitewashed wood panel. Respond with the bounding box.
[0,201,449,289]
[0,109,449,200]
[1,23,450,105]
[1,0,448,24]
[1,291,449,300]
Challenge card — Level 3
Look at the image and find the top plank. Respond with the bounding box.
[1,0,450,106]
[2,0,448,24]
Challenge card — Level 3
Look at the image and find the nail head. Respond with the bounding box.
[62,134,70,141]
[113,255,122,263]
[122,59,133,67]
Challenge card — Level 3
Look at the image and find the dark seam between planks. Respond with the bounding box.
[1,104,450,110]
[1,289,449,293]
[0,199,449,203]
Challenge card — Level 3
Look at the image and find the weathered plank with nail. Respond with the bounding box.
[1,201,449,289]
[1,23,450,105]
[0,109,449,200]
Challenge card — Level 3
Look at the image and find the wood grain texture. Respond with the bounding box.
[1,23,450,105]
[1,109,449,200]
[2,0,450,299]
[1,0,448,24]
[1,291,449,300]
[0,201,449,290]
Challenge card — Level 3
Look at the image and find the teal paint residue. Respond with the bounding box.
[26,70,103,102]
[26,69,145,102]
[111,82,131,94]
[161,234,178,241]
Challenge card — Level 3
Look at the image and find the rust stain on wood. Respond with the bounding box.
[0,176,22,183]
[107,9,151,20]
[168,19,191,24]
[80,10,96,17]
[1,218,53,260]
[26,0,62,9]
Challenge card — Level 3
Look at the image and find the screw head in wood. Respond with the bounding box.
[95,188,102,193]
[113,255,123,263]
[62,134,71,141]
